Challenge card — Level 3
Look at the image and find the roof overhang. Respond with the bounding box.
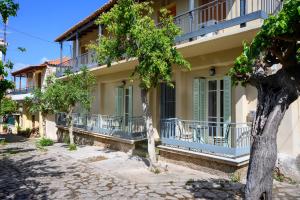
[55,0,117,42]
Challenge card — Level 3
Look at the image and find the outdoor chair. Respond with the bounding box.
[177,120,193,142]
[213,123,231,147]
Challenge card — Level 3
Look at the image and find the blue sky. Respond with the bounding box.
[4,0,107,73]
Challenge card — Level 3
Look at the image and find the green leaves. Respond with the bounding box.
[229,0,300,86]
[45,68,96,113]
[0,97,17,115]
[0,0,19,23]
[89,0,190,90]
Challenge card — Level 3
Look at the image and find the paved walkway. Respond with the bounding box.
[0,135,299,200]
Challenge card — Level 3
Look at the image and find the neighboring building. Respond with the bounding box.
[8,58,68,136]
[53,0,300,178]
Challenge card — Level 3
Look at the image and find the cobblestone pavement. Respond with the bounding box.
[0,135,299,200]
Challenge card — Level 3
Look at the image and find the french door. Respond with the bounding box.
[160,83,176,119]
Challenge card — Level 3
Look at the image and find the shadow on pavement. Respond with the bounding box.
[0,147,64,199]
[0,134,28,143]
[185,178,245,199]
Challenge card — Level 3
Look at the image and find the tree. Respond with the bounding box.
[89,0,190,169]
[25,86,55,137]
[0,0,18,100]
[46,68,95,145]
[228,0,300,199]
[0,0,19,62]
[0,97,17,115]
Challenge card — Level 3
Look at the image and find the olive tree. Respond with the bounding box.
[46,68,95,145]
[228,0,300,199]
[89,0,190,169]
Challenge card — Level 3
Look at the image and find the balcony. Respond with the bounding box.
[56,51,97,77]
[56,0,283,77]
[9,87,35,95]
[160,118,251,158]
[56,113,147,141]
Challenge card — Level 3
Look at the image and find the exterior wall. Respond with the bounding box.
[45,114,58,140]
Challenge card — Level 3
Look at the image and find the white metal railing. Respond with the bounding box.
[160,118,251,157]
[173,0,283,40]
[56,112,146,140]
[56,51,97,77]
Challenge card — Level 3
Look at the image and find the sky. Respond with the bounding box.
[4,0,107,75]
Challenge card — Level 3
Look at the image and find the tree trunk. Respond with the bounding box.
[42,114,47,138]
[140,88,157,169]
[66,107,74,145]
[245,86,291,199]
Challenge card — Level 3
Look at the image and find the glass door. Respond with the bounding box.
[160,83,176,119]
[207,79,224,137]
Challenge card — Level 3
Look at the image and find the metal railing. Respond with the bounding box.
[56,112,146,140]
[9,86,35,95]
[173,0,283,42]
[160,118,251,157]
[56,0,283,77]
[56,51,97,77]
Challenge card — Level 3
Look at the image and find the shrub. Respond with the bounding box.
[2,124,8,130]
[68,143,77,151]
[0,139,6,145]
[229,172,241,183]
[37,137,54,147]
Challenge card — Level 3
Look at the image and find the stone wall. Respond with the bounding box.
[56,126,146,154]
[158,146,248,178]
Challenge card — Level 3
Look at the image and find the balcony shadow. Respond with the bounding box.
[0,151,64,199]
[185,178,245,199]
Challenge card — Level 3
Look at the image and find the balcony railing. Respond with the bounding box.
[9,87,35,95]
[56,51,97,77]
[56,0,283,78]
[174,0,283,42]
[55,112,146,140]
[160,118,251,158]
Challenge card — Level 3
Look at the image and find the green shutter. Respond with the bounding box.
[128,86,133,118]
[223,76,231,123]
[193,79,200,120]
[199,78,207,121]
[115,87,124,116]
[193,78,207,121]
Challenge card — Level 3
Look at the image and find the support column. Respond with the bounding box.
[75,32,79,68]
[189,0,195,33]
[19,75,22,91]
[60,42,63,64]
[98,24,102,37]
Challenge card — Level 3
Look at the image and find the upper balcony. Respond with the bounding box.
[56,0,283,77]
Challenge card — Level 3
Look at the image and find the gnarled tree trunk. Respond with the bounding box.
[42,113,47,138]
[141,88,157,169]
[66,107,74,145]
[245,69,299,199]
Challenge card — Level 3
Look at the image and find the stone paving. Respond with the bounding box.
[0,134,299,200]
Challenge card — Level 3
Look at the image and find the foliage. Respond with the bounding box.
[0,0,19,100]
[89,0,190,90]
[0,97,17,115]
[0,139,6,145]
[25,88,54,117]
[229,172,241,183]
[228,0,300,86]
[0,0,19,23]
[68,143,77,151]
[46,68,96,113]
[37,137,54,147]
[2,123,7,130]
